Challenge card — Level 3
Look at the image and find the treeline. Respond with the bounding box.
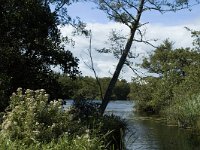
[57,75,130,101]
[129,33,200,129]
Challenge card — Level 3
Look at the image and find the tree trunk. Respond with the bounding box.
[99,0,145,115]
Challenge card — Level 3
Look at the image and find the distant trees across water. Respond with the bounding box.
[58,75,131,101]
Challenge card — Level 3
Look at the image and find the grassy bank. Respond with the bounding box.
[134,93,200,132]
[164,94,200,130]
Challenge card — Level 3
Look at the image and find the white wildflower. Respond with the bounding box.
[83,133,89,139]
[52,123,56,128]
[13,121,17,125]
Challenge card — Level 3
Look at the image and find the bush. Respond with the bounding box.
[0,133,106,150]
[166,94,200,129]
[98,114,126,149]
[69,100,127,150]
[1,88,71,144]
[0,88,126,149]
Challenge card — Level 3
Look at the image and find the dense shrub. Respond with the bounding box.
[165,94,200,129]
[0,133,105,150]
[98,114,126,149]
[69,100,127,150]
[0,88,126,149]
[1,88,71,144]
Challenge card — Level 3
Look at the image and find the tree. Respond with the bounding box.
[113,79,130,100]
[130,76,160,112]
[132,39,200,113]
[57,73,80,99]
[75,76,100,100]
[142,40,200,81]
[93,0,200,114]
[0,0,79,111]
[186,27,200,52]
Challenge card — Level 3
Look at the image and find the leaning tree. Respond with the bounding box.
[91,0,200,114]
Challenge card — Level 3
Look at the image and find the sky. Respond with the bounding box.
[60,1,200,81]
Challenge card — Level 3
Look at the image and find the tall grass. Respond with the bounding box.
[165,94,200,130]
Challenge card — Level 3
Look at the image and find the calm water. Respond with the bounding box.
[64,100,200,150]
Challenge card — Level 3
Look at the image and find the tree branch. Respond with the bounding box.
[83,30,104,100]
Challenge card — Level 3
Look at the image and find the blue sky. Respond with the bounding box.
[62,1,200,81]
[67,1,200,25]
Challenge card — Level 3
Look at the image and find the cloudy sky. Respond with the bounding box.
[60,1,200,81]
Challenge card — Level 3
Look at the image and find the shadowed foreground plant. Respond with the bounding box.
[69,100,127,149]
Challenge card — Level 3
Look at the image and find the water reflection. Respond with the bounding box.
[127,113,200,150]
[105,101,200,150]
[64,100,200,150]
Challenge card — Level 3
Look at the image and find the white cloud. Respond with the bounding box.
[60,19,200,82]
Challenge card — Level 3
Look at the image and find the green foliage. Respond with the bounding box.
[57,75,101,100]
[69,100,127,150]
[71,100,101,120]
[0,0,79,111]
[57,75,131,101]
[0,74,11,111]
[113,79,130,100]
[166,94,200,129]
[131,39,200,114]
[1,88,71,144]
[129,31,200,133]
[75,76,100,100]
[57,74,80,99]
[98,114,126,149]
[0,134,105,150]
[99,77,112,99]
[0,88,126,149]
[186,27,200,51]
[130,77,160,112]
[98,77,130,100]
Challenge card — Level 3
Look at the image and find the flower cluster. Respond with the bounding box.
[1,88,70,144]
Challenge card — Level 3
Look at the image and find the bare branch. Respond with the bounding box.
[125,60,147,78]
[125,61,140,77]
[123,0,139,11]
[121,6,137,22]
[133,38,158,48]
[83,30,104,100]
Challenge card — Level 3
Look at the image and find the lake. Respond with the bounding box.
[64,100,200,150]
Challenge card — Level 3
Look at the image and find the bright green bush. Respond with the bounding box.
[1,88,71,144]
